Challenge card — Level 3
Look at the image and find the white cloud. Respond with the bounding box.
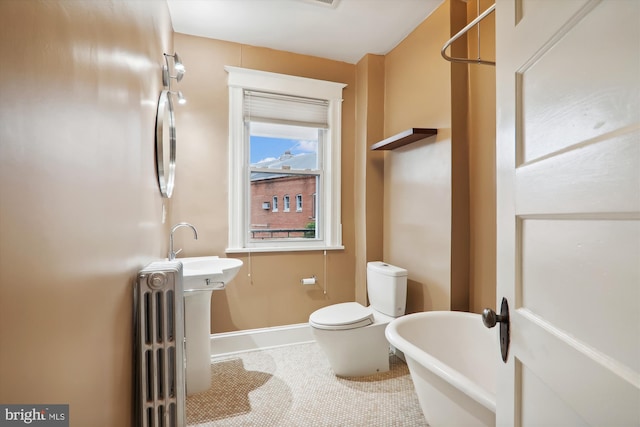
[293,140,317,152]
[254,156,277,165]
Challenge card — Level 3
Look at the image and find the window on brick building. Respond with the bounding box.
[296,194,303,212]
[226,66,346,252]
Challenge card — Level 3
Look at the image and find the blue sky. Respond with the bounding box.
[250,135,317,165]
[250,122,319,165]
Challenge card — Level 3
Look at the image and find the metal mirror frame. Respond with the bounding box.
[155,89,176,198]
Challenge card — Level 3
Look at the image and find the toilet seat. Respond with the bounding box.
[309,302,374,330]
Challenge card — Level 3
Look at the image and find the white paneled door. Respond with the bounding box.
[495,0,640,425]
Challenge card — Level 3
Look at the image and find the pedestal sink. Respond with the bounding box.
[179,256,243,395]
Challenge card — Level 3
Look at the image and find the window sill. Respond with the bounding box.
[226,245,345,254]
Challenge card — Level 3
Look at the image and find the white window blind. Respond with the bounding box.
[244,90,329,128]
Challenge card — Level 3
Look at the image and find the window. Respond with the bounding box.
[226,66,346,252]
[296,194,303,212]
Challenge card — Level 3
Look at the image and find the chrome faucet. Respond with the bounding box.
[169,222,198,260]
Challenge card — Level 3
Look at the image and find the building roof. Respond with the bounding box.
[251,151,317,181]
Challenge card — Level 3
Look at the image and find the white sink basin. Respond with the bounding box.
[178,256,243,291]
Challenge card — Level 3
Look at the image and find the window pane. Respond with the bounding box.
[296,194,303,212]
[250,122,319,170]
[249,121,320,241]
[250,173,318,240]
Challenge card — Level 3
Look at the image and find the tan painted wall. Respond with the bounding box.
[467,0,497,313]
[383,1,455,312]
[0,1,172,424]
[354,54,385,306]
[449,0,471,312]
[383,0,495,313]
[172,34,357,333]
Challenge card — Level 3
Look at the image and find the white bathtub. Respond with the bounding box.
[385,311,497,427]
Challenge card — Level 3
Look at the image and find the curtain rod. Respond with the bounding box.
[441,3,496,66]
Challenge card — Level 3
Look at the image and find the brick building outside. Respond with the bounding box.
[250,151,317,239]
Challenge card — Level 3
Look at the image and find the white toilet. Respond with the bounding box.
[309,261,408,377]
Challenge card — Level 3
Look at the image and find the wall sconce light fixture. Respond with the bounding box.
[163,52,185,85]
[162,52,187,105]
[175,90,186,105]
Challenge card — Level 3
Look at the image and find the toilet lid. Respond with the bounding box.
[309,302,374,330]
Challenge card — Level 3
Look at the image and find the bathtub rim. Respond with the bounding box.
[385,311,497,413]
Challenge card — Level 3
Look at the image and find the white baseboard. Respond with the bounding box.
[210,323,314,358]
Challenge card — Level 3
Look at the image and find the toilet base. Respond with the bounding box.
[311,321,391,377]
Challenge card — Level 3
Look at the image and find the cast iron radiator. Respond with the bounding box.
[134,260,185,427]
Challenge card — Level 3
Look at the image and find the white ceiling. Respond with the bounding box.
[167,0,444,64]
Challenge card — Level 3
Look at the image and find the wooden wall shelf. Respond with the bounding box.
[370,128,438,151]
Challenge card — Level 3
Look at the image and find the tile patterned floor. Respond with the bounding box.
[186,342,428,426]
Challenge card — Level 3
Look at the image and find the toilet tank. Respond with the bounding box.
[367,261,408,318]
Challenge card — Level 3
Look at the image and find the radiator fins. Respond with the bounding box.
[135,261,185,427]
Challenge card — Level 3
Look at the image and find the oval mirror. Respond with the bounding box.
[155,89,176,198]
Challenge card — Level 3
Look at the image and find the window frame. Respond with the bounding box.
[225,66,346,253]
